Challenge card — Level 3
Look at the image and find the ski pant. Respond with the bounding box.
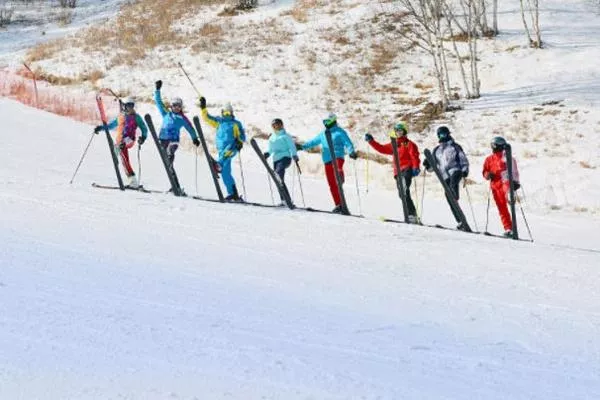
[118,138,136,177]
[491,182,512,231]
[444,171,462,223]
[274,157,292,201]
[220,157,236,196]
[396,170,417,217]
[324,158,345,206]
[160,139,179,165]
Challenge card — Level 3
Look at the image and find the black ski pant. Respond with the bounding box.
[396,170,417,217]
[444,171,462,223]
[160,140,179,165]
[273,157,292,202]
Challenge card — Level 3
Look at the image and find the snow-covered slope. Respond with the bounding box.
[1,98,599,399]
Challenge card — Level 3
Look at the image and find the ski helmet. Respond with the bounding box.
[323,112,337,128]
[171,97,183,107]
[436,126,451,141]
[271,118,283,127]
[394,122,408,135]
[491,136,507,152]
[222,102,234,117]
[122,96,135,108]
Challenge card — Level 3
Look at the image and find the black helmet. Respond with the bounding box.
[436,126,451,142]
[271,118,283,126]
[491,136,507,152]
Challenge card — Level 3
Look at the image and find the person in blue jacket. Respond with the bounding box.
[198,96,246,201]
[263,118,298,204]
[299,113,357,213]
[154,80,200,167]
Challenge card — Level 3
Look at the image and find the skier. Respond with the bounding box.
[94,96,148,188]
[198,96,246,201]
[482,136,521,238]
[263,118,299,203]
[299,113,357,213]
[153,80,200,169]
[423,126,470,230]
[364,122,420,222]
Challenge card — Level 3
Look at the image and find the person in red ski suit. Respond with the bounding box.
[365,122,421,222]
[482,136,520,237]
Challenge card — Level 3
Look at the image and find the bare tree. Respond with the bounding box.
[492,0,498,34]
[520,0,542,48]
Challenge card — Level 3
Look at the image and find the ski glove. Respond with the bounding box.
[364,133,374,142]
[263,152,270,159]
[422,159,431,170]
[486,172,495,180]
[293,155,299,162]
[193,138,200,147]
[462,170,469,178]
[138,136,146,145]
[512,181,521,191]
[412,168,420,177]
[155,80,162,90]
[198,96,206,109]
[235,140,244,151]
[295,143,304,151]
[94,125,103,134]
[349,151,359,160]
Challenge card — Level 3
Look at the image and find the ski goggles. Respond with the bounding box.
[123,102,135,109]
[222,110,232,117]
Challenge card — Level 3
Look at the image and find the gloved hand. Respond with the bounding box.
[512,181,521,191]
[349,151,358,160]
[412,168,420,177]
[486,172,495,180]
[235,140,244,151]
[422,159,431,170]
[117,141,126,150]
[462,170,469,178]
[295,143,304,151]
[93,125,103,134]
[263,152,270,159]
[138,136,146,145]
[193,138,200,147]
[293,155,299,162]
[364,133,374,142]
[198,96,206,109]
[155,80,162,90]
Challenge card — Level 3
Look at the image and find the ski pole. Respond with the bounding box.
[365,144,370,194]
[517,195,534,241]
[419,170,426,220]
[238,151,247,200]
[69,132,95,184]
[296,162,306,208]
[195,147,199,196]
[266,169,275,205]
[177,62,201,96]
[464,181,479,232]
[137,142,142,184]
[485,186,491,233]
[352,159,363,215]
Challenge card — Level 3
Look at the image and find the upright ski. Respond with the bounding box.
[249,138,295,209]
[505,144,519,240]
[144,114,185,197]
[96,93,124,190]
[390,136,410,223]
[424,149,472,233]
[324,129,350,215]
[192,116,224,202]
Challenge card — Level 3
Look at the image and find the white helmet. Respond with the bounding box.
[122,96,135,106]
[171,97,183,107]
[222,102,234,116]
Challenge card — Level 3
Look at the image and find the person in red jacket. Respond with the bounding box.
[365,122,420,222]
[482,136,521,237]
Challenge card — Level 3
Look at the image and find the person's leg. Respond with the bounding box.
[445,173,462,223]
[324,162,341,206]
[274,157,291,183]
[120,145,134,177]
[492,185,512,231]
[402,171,417,216]
[220,157,235,196]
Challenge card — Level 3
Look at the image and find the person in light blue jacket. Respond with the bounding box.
[153,80,199,166]
[198,96,246,201]
[300,113,358,213]
[264,118,298,183]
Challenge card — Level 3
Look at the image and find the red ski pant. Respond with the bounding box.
[324,158,345,206]
[491,182,512,231]
[119,139,136,177]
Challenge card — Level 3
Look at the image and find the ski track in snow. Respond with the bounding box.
[0,98,599,399]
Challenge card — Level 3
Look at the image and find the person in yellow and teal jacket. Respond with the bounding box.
[263,118,298,204]
[94,97,147,188]
[298,113,357,213]
[153,80,200,167]
[198,96,246,201]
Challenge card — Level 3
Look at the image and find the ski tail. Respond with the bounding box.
[324,129,350,215]
[144,114,184,197]
[390,136,410,223]
[96,92,124,190]
[424,148,472,233]
[249,138,295,209]
[192,116,224,202]
[505,144,519,240]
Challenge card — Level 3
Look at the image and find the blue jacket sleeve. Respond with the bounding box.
[154,90,167,117]
[237,122,246,142]
[285,134,297,157]
[106,118,118,131]
[340,128,355,154]
[302,133,322,150]
[182,117,197,140]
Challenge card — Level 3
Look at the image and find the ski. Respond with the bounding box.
[192,116,224,202]
[390,136,410,223]
[144,114,185,197]
[505,144,519,240]
[324,129,350,215]
[96,92,124,190]
[91,182,159,193]
[191,195,281,208]
[249,138,295,210]
[424,148,472,233]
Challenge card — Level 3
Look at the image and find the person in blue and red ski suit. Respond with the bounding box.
[482,136,521,237]
[300,113,357,213]
[94,97,148,188]
[365,122,420,222]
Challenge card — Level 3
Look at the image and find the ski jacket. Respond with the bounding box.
[153,90,197,142]
[201,108,246,157]
[268,129,297,163]
[430,140,469,180]
[107,113,148,146]
[303,126,355,164]
[368,135,420,175]
[482,150,520,189]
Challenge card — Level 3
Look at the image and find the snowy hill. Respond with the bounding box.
[1,97,600,399]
